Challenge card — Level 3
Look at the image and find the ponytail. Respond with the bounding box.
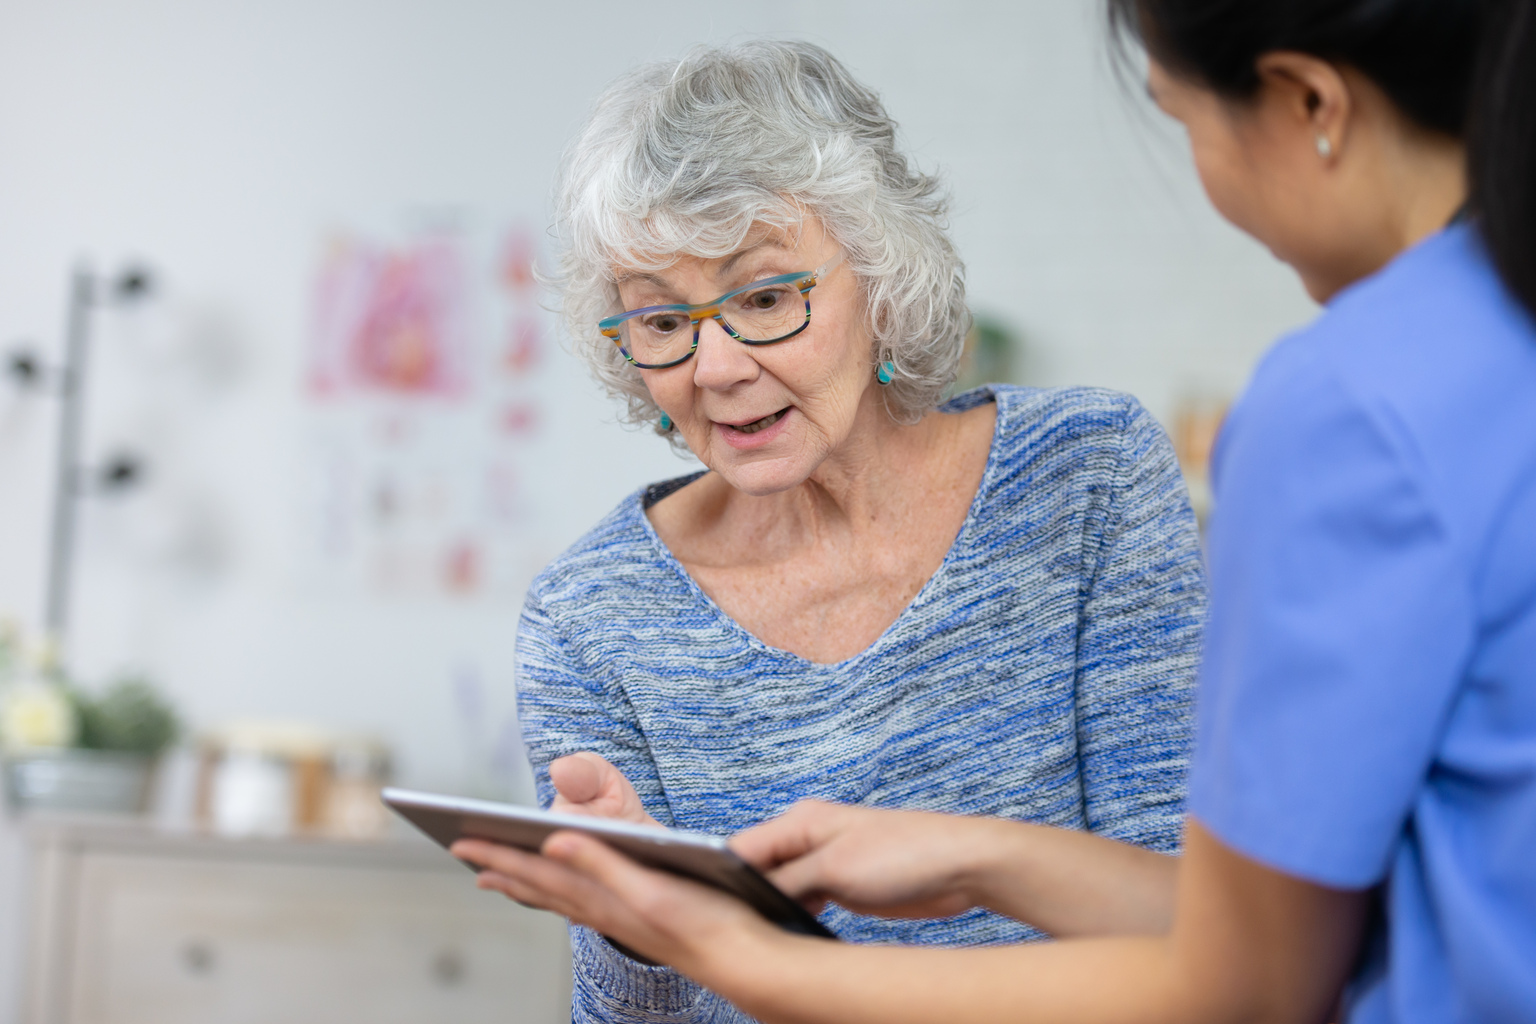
[1470,0,1536,319]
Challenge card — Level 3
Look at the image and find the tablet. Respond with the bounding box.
[382,787,836,940]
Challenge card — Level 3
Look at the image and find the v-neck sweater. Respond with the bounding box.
[516,384,1207,1024]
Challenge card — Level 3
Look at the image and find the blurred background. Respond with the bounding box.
[0,0,1313,1020]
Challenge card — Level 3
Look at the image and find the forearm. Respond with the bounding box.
[962,819,1178,937]
[699,932,1190,1024]
[689,823,1363,1024]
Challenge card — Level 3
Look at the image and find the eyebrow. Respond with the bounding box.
[612,239,794,290]
[717,240,788,277]
[613,269,670,288]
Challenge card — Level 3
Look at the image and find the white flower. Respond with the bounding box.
[1,683,78,751]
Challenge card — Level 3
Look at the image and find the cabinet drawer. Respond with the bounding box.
[63,851,570,1024]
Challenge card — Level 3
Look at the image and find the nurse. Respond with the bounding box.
[453,1,1536,1021]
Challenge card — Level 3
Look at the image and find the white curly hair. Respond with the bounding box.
[550,39,970,441]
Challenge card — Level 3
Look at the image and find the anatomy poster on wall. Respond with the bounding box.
[297,219,553,601]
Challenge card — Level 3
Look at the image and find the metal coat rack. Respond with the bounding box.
[6,264,154,664]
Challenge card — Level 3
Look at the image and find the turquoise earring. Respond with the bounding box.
[659,412,673,431]
[876,361,895,385]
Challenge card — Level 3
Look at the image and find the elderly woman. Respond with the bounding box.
[490,40,1205,1023]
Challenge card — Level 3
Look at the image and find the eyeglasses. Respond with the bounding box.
[599,255,842,370]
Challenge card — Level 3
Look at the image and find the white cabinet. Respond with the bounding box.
[22,819,571,1024]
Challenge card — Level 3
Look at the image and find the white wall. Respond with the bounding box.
[0,0,1316,794]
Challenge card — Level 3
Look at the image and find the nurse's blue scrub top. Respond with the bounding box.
[1189,223,1536,1023]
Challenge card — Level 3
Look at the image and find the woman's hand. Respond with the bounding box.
[735,799,1180,937]
[732,800,990,919]
[549,751,660,827]
[451,829,791,976]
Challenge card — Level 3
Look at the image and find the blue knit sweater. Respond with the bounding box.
[516,385,1206,1023]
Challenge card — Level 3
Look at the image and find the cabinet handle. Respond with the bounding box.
[181,940,217,976]
[432,949,465,986]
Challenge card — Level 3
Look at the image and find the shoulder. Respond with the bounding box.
[1323,223,1530,353]
[948,386,1186,568]
[949,381,1143,422]
[1223,226,1536,493]
[971,384,1173,489]
[524,482,682,614]
[1211,334,1441,576]
[1246,225,1533,428]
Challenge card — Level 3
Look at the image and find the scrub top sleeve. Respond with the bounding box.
[1188,367,1476,889]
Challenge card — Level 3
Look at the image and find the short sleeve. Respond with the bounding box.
[517,584,735,1023]
[1073,398,1204,853]
[515,585,672,822]
[1189,362,1476,888]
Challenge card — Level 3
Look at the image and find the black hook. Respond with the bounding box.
[8,350,39,382]
[113,267,153,302]
[98,454,145,492]
[5,348,50,390]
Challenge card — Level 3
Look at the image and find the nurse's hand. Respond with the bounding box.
[451,830,789,978]
[734,800,1180,937]
[732,801,985,918]
[549,752,660,828]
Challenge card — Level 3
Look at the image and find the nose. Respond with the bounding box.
[690,315,760,390]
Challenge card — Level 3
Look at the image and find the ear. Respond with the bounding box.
[1253,51,1353,162]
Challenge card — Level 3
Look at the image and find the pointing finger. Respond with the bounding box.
[731,800,839,870]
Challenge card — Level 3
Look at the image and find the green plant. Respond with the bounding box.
[0,619,18,683]
[954,312,1026,393]
[71,677,180,755]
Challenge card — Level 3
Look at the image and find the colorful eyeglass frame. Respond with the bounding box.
[599,257,839,370]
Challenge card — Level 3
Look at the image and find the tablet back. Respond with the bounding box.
[382,788,835,940]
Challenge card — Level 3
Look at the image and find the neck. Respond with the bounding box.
[1306,112,1467,302]
[1383,130,1468,250]
[793,388,934,529]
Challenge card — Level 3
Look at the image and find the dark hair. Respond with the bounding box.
[1106,1,1484,136]
[1110,0,1536,319]
[1470,1,1536,319]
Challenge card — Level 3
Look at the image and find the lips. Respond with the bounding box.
[712,406,793,449]
[731,409,787,435]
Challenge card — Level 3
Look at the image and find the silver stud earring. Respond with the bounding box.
[1316,135,1333,159]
